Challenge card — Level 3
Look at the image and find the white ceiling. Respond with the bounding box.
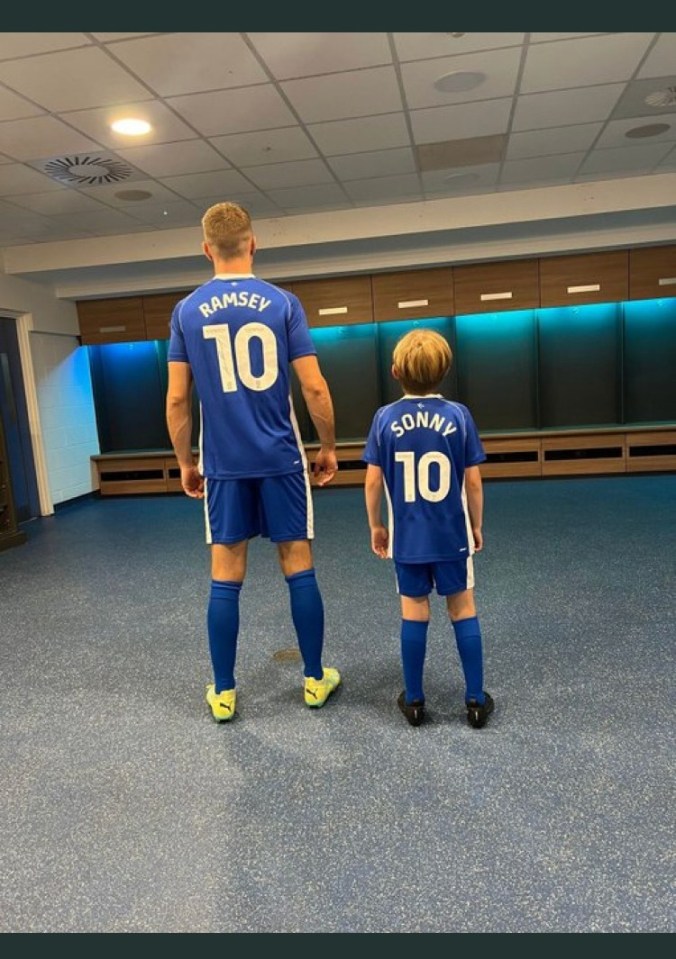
[1,31,676,296]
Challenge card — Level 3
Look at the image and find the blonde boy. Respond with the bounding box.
[363,329,493,728]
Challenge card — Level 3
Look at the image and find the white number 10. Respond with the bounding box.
[204,322,278,392]
[395,450,451,502]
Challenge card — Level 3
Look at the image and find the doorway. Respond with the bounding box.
[0,317,40,523]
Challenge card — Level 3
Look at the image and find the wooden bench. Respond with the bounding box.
[91,426,676,495]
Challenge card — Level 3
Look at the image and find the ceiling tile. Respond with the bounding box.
[77,178,184,206]
[266,183,352,212]
[513,84,624,131]
[507,123,603,160]
[401,47,522,109]
[45,209,147,235]
[281,66,403,123]
[198,193,285,217]
[637,34,676,79]
[242,158,335,191]
[307,113,411,156]
[501,152,587,185]
[208,127,318,167]
[393,33,524,62]
[0,207,65,239]
[0,87,46,122]
[91,33,161,42]
[410,98,512,145]
[417,134,505,170]
[530,33,609,42]
[343,174,422,203]
[656,144,676,169]
[0,163,65,196]
[123,200,204,228]
[115,140,230,178]
[0,34,91,60]
[110,33,268,97]
[327,147,416,181]
[159,169,257,199]
[521,34,655,93]
[247,32,392,78]
[610,75,676,121]
[578,142,674,175]
[595,116,676,149]
[167,86,296,137]
[0,47,151,112]
[7,191,113,215]
[61,100,200,149]
[422,163,500,194]
[0,116,101,162]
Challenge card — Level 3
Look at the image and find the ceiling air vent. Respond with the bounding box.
[34,152,137,186]
[644,86,676,108]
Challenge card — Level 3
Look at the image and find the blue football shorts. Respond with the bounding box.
[204,471,314,544]
[394,557,475,597]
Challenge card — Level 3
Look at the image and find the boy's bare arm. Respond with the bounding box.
[465,465,484,551]
[365,464,388,558]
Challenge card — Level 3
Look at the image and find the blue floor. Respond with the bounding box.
[0,475,674,932]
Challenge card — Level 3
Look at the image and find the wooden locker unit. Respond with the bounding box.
[625,428,676,473]
[143,292,190,340]
[292,276,374,327]
[304,442,366,486]
[539,251,629,308]
[480,435,542,478]
[541,432,626,476]
[629,245,676,300]
[76,297,146,345]
[452,259,540,315]
[371,267,454,321]
[93,453,168,495]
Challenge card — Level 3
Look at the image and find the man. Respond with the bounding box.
[166,201,341,722]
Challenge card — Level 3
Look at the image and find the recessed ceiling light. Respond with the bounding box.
[111,118,152,136]
[434,71,486,94]
[114,189,153,201]
[644,86,676,108]
[625,123,671,139]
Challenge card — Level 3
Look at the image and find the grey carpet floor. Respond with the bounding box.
[0,475,674,932]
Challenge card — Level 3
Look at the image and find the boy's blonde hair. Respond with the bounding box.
[201,201,253,259]
[392,328,452,394]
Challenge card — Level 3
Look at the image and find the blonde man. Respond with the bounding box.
[166,201,340,722]
[364,329,493,728]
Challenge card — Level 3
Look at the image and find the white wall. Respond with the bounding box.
[0,272,98,511]
[29,332,99,506]
[0,271,78,334]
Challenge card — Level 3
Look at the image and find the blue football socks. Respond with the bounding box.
[452,615,485,705]
[207,579,242,693]
[401,618,429,704]
[286,568,324,681]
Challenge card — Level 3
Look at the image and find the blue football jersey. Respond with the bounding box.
[363,395,486,563]
[168,274,315,479]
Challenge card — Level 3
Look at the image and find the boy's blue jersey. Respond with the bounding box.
[167,274,315,479]
[363,395,486,563]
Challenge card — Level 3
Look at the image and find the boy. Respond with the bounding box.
[363,328,494,728]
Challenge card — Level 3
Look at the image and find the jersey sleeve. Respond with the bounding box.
[463,407,486,466]
[167,298,189,363]
[363,412,383,466]
[285,292,317,361]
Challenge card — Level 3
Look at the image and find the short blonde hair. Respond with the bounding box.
[201,201,253,259]
[392,329,452,393]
